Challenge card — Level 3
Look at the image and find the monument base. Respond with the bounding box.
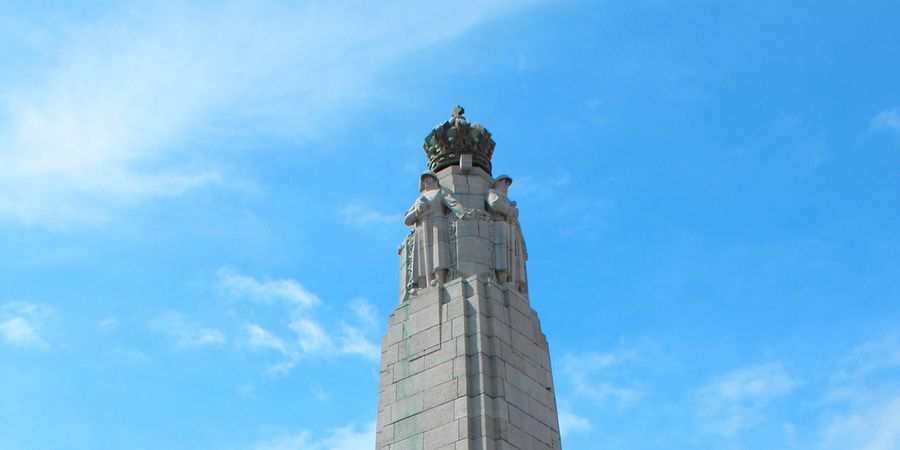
[376,275,561,450]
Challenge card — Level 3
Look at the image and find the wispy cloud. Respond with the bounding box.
[821,395,900,450]
[348,298,378,329]
[218,268,320,308]
[870,109,900,133]
[221,269,381,375]
[252,420,375,450]
[152,311,226,349]
[0,302,53,349]
[335,323,381,360]
[98,317,119,332]
[693,363,798,437]
[559,342,667,409]
[246,324,289,355]
[338,201,399,227]
[818,334,900,450]
[558,408,592,437]
[0,1,537,228]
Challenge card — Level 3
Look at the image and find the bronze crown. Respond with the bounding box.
[423,106,496,174]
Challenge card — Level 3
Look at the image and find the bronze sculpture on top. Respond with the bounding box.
[423,105,496,174]
[400,106,528,296]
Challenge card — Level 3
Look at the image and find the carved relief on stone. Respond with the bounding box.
[486,175,528,294]
[403,171,475,289]
[398,230,416,301]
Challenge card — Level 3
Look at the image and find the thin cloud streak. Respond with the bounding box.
[558,408,592,437]
[152,311,226,349]
[218,267,321,308]
[0,1,539,228]
[252,420,375,450]
[339,201,399,227]
[693,363,798,437]
[870,108,900,133]
[0,301,53,349]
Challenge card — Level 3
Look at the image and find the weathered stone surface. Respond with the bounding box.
[378,276,560,449]
[378,110,559,449]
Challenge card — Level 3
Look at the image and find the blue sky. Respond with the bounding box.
[1,1,899,449]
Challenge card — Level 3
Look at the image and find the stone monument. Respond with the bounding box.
[376,107,562,450]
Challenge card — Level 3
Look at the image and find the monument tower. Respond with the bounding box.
[377,107,561,450]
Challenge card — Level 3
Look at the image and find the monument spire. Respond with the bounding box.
[377,107,562,450]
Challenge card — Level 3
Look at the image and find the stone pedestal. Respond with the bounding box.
[376,275,561,450]
[377,108,561,449]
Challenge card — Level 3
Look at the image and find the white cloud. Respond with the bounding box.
[338,202,399,227]
[153,311,226,349]
[817,334,900,450]
[0,1,537,228]
[870,109,900,133]
[223,269,381,374]
[822,395,900,450]
[0,302,52,349]
[0,317,45,349]
[253,421,375,450]
[98,317,119,331]
[694,363,798,437]
[246,324,289,355]
[336,323,381,361]
[838,333,900,379]
[558,408,592,437]
[218,268,320,308]
[289,317,332,354]
[348,298,378,330]
[559,346,654,408]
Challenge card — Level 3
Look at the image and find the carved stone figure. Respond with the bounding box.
[404,171,473,287]
[486,175,528,293]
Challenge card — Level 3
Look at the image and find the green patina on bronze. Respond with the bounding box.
[423,106,496,174]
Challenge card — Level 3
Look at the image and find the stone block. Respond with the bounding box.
[507,292,532,317]
[409,287,440,314]
[407,302,440,336]
[444,280,467,302]
[441,320,452,343]
[408,325,441,357]
[393,357,426,383]
[390,431,423,450]
[456,220,479,237]
[509,308,535,338]
[424,341,456,368]
[456,193,486,211]
[489,316,511,344]
[503,364,546,407]
[396,359,454,400]
[457,417,469,439]
[510,329,539,366]
[451,316,465,339]
[393,414,422,441]
[458,233,490,256]
[421,400,455,431]
[455,335,467,356]
[423,379,459,410]
[390,304,410,327]
[445,297,465,320]
[393,393,424,423]
[379,404,393,427]
[382,344,399,370]
[424,422,459,450]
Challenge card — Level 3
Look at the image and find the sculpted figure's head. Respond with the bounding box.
[492,175,513,195]
[419,171,439,192]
